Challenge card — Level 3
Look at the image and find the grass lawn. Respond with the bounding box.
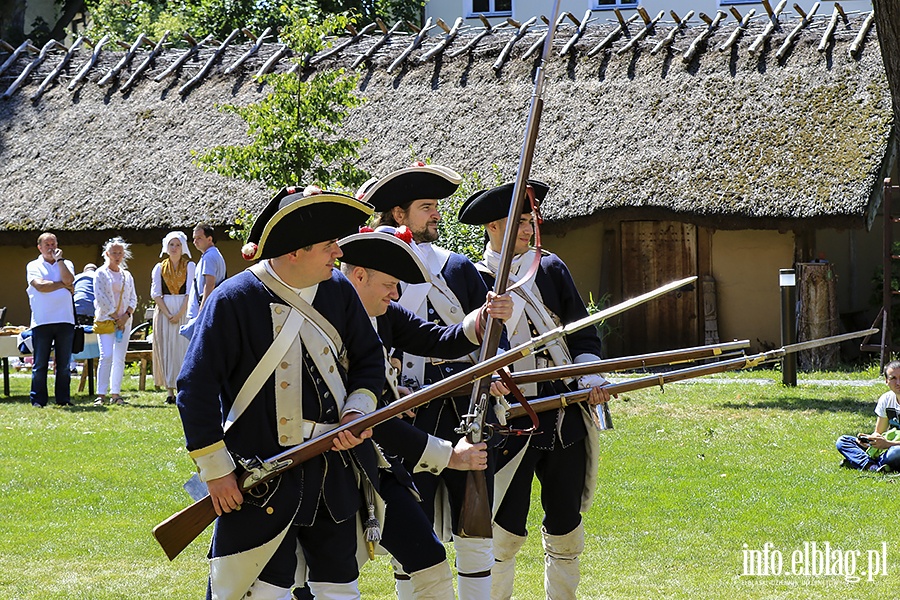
[0,361,895,599]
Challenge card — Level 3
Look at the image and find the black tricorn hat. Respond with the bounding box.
[338,230,430,284]
[457,180,550,225]
[357,164,463,213]
[243,187,374,261]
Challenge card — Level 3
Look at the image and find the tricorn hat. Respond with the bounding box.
[356,164,463,213]
[243,187,374,261]
[457,180,550,226]
[338,229,430,284]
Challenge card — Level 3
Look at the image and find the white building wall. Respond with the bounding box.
[426,0,873,32]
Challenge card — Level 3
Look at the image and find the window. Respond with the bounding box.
[593,0,639,8]
[471,0,511,16]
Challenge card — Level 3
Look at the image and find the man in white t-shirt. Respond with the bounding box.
[25,233,76,407]
[180,223,227,339]
[836,360,900,471]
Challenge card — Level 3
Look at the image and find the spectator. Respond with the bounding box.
[73,263,97,325]
[151,231,195,404]
[836,360,900,472]
[93,237,138,406]
[180,223,226,339]
[26,232,75,407]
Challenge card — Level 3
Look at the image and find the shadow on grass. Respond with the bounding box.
[721,396,872,413]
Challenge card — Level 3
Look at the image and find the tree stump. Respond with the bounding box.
[797,262,839,370]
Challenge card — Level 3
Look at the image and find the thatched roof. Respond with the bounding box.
[0,9,893,243]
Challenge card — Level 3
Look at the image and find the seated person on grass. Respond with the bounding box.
[836,359,900,472]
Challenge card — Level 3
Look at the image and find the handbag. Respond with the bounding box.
[72,326,86,354]
[93,272,126,336]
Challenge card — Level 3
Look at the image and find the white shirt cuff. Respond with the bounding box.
[343,389,377,416]
[413,435,453,474]
[188,440,236,482]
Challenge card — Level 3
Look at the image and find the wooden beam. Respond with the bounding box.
[683,10,726,62]
[120,31,169,94]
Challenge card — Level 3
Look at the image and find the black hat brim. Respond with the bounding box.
[338,232,430,284]
[359,165,463,213]
[457,180,550,225]
[250,190,374,260]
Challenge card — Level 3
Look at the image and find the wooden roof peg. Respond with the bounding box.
[376,18,389,34]
[120,31,168,93]
[761,0,775,19]
[67,34,110,91]
[447,15,503,58]
[493,15,537,70]
[637,6,652,24]
[256,44,290,76]
[418,17,463,63]
[351,20,402,69]
[614,8,628,28]
[179,28,241,95]
[2,39,65,99]
[776,2,819,60]
[32,36,84,100]
[559,10,593,56]
[0,39,36,77]
[748,0,786,55]
[718,9,755,52]
[183,33,198,47]
[99,33,148,86]
[226,26,274,72]
[388,17,436,73]
[587,12,639,57]
[818,3,845,52]
[524,11,567,60]
[651,10,694,55]
[683,10,726,62]
[154,33,212,82]
[436,18,451,34]
[849,10,875,58]
[310,23,376,66]
[345,23,359,37]
[616,10,663,56]
[0,39,14,53]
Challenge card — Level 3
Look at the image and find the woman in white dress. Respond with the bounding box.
[150,231,196,404]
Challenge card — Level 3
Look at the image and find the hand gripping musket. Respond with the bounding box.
[152,275,696,561]
[455,0,565,540]
[503,329,879,421]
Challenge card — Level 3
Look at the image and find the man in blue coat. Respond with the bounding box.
[339,229,512,599]
[176,188,385,600]
[458,180,612,600]
[359,165,498,599]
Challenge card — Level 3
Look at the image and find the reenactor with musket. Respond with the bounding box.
[458,180,613,600]
[338,229,512,599]
[359,164,501,599]
[175,187,385,600]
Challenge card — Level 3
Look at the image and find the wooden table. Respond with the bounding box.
[0,335,20,396]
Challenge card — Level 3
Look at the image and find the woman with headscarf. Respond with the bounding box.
[93,237,138,406]
[151,231,196,404]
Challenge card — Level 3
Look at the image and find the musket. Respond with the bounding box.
[503,329,879,421]
[153,275,695,560]
[451,339,751,396]
[456,0,565,539]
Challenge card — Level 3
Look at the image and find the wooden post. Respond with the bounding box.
[797,262,840,370]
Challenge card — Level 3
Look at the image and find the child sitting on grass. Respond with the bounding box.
[836,360,900,472]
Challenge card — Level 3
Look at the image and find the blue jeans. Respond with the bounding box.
[30,322,74,406]
[836,435,900,470]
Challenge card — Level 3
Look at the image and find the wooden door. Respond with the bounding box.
[620,221,699,353]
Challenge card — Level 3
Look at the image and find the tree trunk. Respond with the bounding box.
[873,0,900,129]
[0,0,26,45]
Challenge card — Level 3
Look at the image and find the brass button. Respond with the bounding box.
[323,347,330,355]
[281,361,289,369]
[450,307,457,314]
[324,392,330,399]
[419,463,428,469]
[274,306,283,314]
[407,362,413,368]
[503,449,509,455]
[280,417,288,425]
[266,507,274,515]
[280,435,288,443]
[430,468,439,473]
[275,325,282,333]
[280,381,290,389]
[329,366,334,373]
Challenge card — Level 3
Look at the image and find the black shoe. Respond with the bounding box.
[32,402,44,408]
[57,401,74,406]
[166,395,176,404]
